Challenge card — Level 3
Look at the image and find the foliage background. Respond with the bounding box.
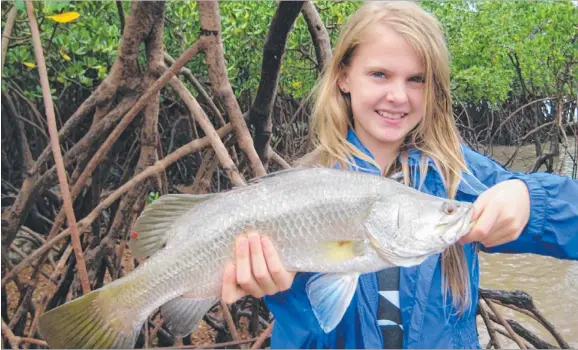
[3,0,575,105]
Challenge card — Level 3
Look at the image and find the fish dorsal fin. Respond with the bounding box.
[306,272,360,333]
[245,166,330,186]
[160,295,218,337]
[128,193,216,258]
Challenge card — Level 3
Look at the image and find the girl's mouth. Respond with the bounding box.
[376,110,408,120]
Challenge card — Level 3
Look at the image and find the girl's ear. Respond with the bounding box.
[337,71,350,94]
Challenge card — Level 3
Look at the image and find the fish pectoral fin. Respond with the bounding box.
[317,240,367,263]
[129,193,216,258]
[160,296,219,337]
[306,272,360,333]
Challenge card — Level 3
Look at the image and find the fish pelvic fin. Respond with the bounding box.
[37,289,140,349]
[161,295,218,337]
[306,272,360,333]
[129,193,216,258]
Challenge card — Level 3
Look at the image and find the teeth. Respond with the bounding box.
[376,110,406,119]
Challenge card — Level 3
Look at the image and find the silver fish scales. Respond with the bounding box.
[38,167,474,348]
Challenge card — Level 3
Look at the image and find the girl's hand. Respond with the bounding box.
[459,179,531,247]
[221,229,296,304]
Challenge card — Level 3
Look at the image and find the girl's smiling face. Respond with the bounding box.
[338,24,426,162]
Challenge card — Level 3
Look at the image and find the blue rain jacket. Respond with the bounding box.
[263,128,578,348]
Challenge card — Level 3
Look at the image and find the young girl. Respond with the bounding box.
[222,1,578,348]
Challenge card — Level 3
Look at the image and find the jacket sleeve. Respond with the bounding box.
[262,272,331,348]
[461,146,578,260]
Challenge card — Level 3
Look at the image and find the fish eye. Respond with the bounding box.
[442,202,457,215]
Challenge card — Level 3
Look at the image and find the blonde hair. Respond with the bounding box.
[301,1,472,313]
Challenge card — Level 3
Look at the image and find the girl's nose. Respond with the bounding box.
[385,81,409,105]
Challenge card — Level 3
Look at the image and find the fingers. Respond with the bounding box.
[248,233,278,295]
[459,179,529,247]
[261,236,295,291]
[223,229,295,303]
[236,234,266,298]
[459,193,499,245]
[222,260,246,304]
[481,227,510,247]
[478,210,523,247]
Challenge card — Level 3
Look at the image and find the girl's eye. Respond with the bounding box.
[371,72,386,79]
[410,75,425,83]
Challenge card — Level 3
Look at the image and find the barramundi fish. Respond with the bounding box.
[37,167,474,348]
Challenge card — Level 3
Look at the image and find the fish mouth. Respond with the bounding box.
[442,206,474,244]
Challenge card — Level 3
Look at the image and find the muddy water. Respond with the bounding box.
[475,138,577,347]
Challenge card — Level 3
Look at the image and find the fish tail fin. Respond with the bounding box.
[38,288,140,349]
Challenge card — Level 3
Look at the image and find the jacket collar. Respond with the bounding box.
[345,127,487,196]
[345,127,435,173]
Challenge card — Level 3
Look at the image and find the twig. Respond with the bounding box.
[490,299,569,348]
[168,75,246,186]
[506,318,557,349]
[8,86,50,141]
[478,300,502,349]
[26,245,73,339]
[20,226,46,245]
[250,320,274,349]
[220,301,241,342]
[2,319,21,349]
[116,0,125,34]
[483,298,527,349]
[66,39,201,217]
[44,22,59,52]
[164,52,225,126]
[16,337,47,347]
[190,149,218,194]
[247,1,304,163]
[2,91,36,172]
[26,0,91,295]
[3,22,104,250]
[2,124,233,286]
[8,245,51,280]
[8,288,33,329]
[270,149,292,169]
[197,1,267,178]
[3,2,176,249]
[490,97,553,146]
[492,327,533,349]
[24,41,203,275]
[1,229,72,288]
[1,6,18,71]
[301,1,332,72]
[517,121,555,142]
[148,317,164,344]
[158,337,259,349]
[33,100,136,270]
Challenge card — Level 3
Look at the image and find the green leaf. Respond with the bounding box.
[15,1,25,11]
